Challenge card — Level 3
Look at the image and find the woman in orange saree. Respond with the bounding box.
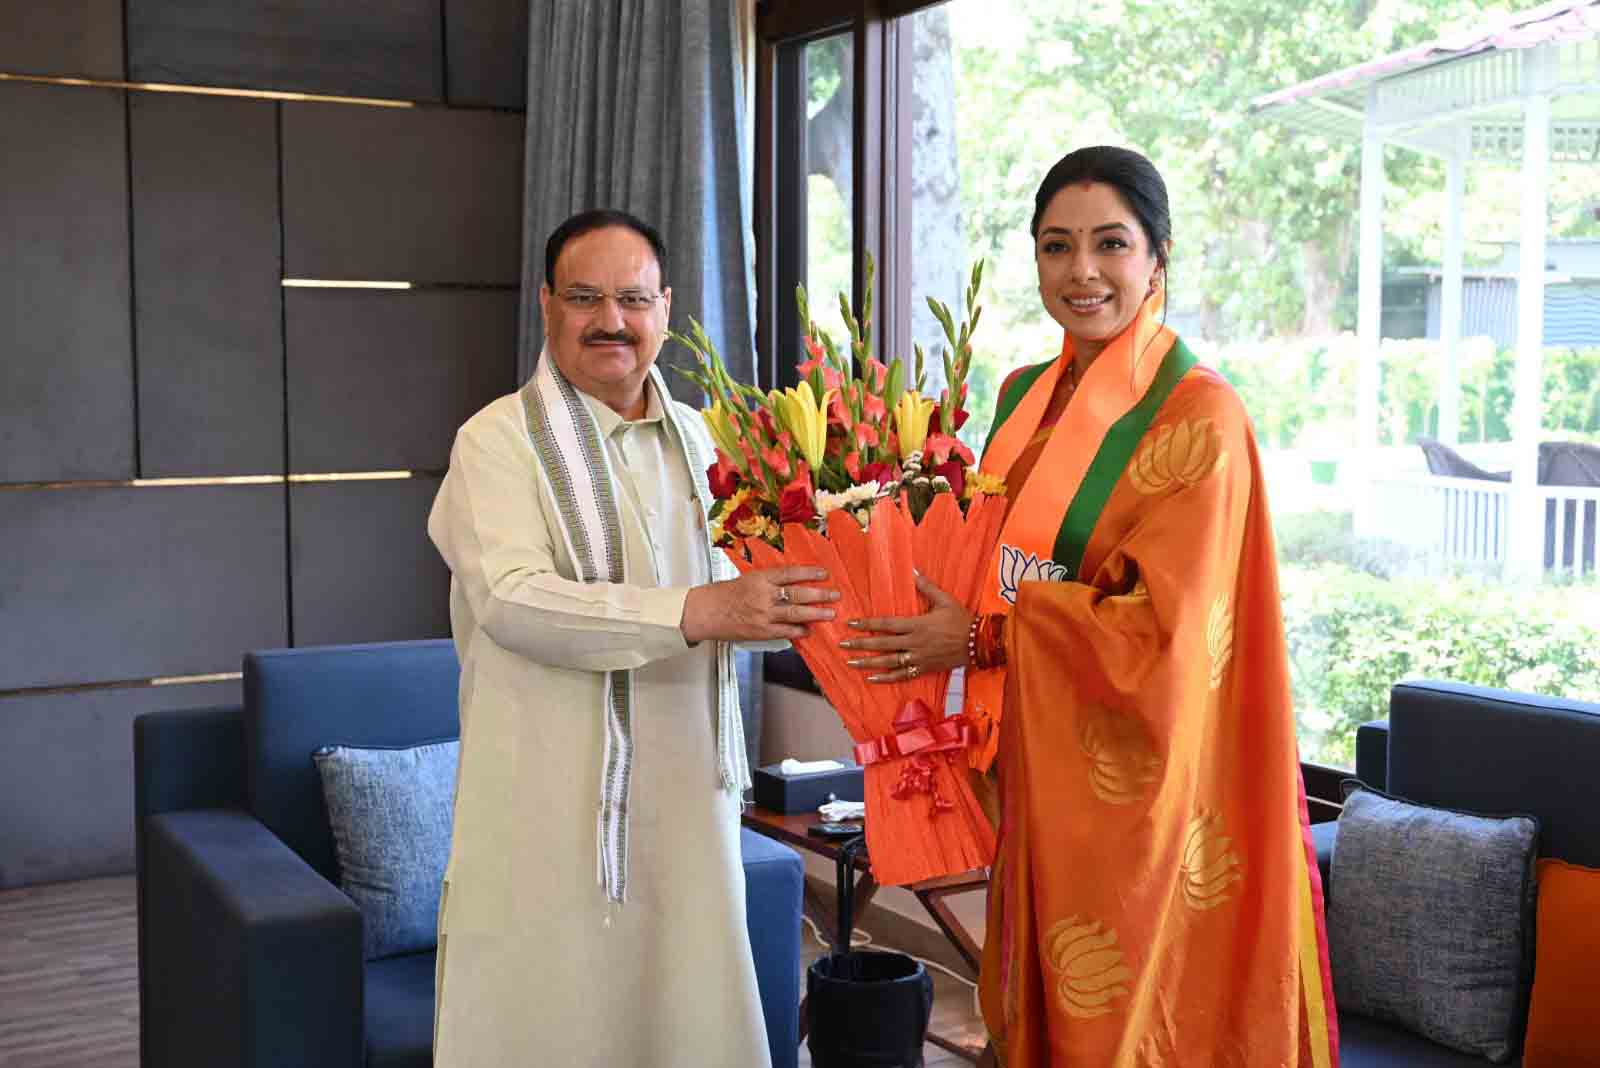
[843,146,1338,1067]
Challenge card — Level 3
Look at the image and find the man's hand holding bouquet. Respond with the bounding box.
[674,261,1003,885]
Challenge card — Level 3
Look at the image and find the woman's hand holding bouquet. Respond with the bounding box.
[673,260,1004,885]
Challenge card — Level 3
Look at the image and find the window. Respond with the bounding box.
[757,0,1600,770]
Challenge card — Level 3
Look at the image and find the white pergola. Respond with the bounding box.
[1253,0,1600,576]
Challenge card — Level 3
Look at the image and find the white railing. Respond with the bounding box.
[1366,474,1599,579]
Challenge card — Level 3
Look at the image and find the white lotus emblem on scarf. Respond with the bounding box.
[998,544,1073,605]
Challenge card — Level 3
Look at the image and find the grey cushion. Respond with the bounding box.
[313,739,458,960]
[1327,787,1537,1064]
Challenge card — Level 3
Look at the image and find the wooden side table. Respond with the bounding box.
[742,805,990,1062]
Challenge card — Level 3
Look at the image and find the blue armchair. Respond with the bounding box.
[134,640,802,1068]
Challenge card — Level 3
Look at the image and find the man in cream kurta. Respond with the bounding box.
[427,210,835,1067]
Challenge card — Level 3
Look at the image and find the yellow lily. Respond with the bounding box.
[894,392,937,459]
[773,382,836,470]
[701,401,747,471]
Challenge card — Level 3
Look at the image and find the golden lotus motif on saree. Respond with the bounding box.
[1079,705,1162,806]
[1180,810,1244,911]
[1207,592,1235,691]
[1045,916,1134,1019]
[1128,418,1227,495]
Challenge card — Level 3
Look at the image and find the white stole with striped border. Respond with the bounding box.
[520,350,749,905]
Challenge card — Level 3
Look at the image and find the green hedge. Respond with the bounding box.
[1276,517,1600,768]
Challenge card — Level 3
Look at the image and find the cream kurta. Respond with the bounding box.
[427,379,770,1068]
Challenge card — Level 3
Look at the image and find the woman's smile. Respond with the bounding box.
[1035,180,1163,361]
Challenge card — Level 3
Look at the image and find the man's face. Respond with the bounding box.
[538,226,671,414]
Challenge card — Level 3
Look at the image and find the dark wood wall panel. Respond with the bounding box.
[0,680,239,889]
[281,104,523,284]
[0,0,125,79]
[446,0,529,109]
[286,290,516,472]
[126,0,443,102]
[290,479,449,647]
[132,94,285,477]
[0,486,287,691]
[0,82,133,484]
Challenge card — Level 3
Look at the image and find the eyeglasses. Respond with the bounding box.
[555,287,664,313]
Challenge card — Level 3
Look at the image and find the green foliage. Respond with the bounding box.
[1280,560,1600,768]
[805,36,845,118]
[1205,335,1600,447]
[938,0,1542,339]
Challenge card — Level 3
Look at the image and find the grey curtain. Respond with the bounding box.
[516,1,757,403]
[516,0,762,764]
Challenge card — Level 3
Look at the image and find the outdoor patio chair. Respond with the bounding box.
[1416,436,1510,481]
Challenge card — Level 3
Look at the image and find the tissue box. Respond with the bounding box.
[752,762,864,814]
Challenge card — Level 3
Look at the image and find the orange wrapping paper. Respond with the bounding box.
[729,493,1004,885]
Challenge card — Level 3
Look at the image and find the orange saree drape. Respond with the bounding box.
[971,298,1338,1067]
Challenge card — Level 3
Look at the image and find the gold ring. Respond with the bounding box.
[907,664,921,679]
[899,651,912,667]
[776,586,791,604]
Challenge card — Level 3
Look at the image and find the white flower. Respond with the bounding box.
[814,480,882,518]
[997,544,1073,605]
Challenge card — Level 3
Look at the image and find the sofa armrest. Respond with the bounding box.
[1355,718,1389,791]
[1310,821,1337,906]
[740,827,803,1068]
[140,809,363,1068]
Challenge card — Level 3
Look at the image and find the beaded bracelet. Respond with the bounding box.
[967,613,1008,670]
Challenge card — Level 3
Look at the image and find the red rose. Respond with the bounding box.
[934,460,965,499]
[706,454,741,500]
[860,461,898,487]
[722,499,754,534]
[930,404,970,432]
[778,478,816,525]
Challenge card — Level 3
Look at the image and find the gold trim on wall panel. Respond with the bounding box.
[150,672,245,687]
[282,279,414,289]
[281,280,519,291]
[287,471,425,482]
[131,475,284,487]
[0,471,442,491]
[0,672,244,702]
[0,71,415,108]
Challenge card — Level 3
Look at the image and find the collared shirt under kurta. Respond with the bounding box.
[427,378,770,1068]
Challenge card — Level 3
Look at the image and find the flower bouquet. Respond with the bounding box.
[673,261,1003,886]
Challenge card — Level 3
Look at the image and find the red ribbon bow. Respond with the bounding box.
[853,701,976,816]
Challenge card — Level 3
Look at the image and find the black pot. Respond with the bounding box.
[804,834,935,1067]
[806,949,934,1067]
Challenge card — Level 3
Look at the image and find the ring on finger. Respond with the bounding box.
[907,664,921,679]
[776,586,791,605]
[898,651,912,667]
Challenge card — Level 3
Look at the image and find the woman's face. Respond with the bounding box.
[1035,181,1163,359]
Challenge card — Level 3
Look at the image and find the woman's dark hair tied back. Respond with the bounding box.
[1031,146,1171,270]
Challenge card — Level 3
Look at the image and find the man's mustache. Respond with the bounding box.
[582,330,638,345]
